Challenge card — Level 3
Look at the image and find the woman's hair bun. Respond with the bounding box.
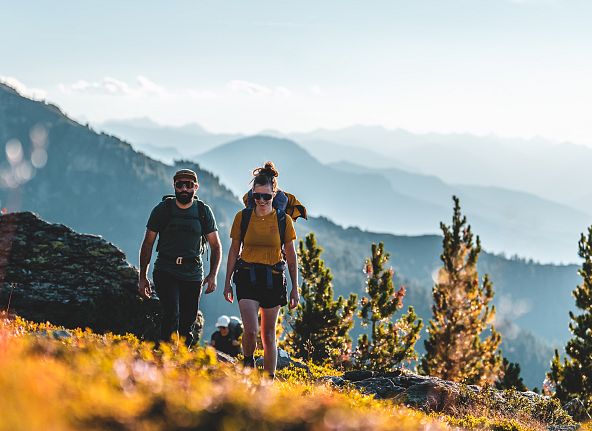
[253,161,279,177]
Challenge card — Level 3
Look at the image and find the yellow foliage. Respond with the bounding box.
[0,313,447,431]
[440,414,537,431]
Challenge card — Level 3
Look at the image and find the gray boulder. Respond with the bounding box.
[396,379,459,411]
[562,399,591,422]
[323,369,576,429]
[0,212,167,340]
[351,377,406,399]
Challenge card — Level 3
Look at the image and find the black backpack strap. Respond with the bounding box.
[240,208,253,245]
[277,208,287,246]
[156,197,175,252]
[245,190,255,209]
[196,199,209,258]
[161,195,176,228]
[196,199,206,226]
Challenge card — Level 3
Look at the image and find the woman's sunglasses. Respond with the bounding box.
[253,192,273,201]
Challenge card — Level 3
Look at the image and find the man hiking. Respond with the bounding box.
[210,315,242,357]
[138,168,222,347]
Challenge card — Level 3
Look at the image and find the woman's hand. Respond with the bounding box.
[289,286,300,309]
[224,239,241,304]
[224,283,234,303]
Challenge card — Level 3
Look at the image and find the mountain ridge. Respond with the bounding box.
[198,135,588,263]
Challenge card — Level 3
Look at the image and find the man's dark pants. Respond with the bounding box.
[153,270,202,347]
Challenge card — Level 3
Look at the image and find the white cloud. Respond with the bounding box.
[227,80,291,97]
[228,80,272,96]
[136,75,166,96]
[60,76,156,96]
[0,76,47,100]
[58,76,218,100]
[71,76,133,95]
[59,76,149,96]
[60,77,135,96]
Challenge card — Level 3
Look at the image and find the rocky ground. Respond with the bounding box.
[321,370,577,429]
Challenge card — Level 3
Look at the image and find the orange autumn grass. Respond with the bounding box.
[0,312,445,431]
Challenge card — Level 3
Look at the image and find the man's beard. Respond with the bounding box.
[175,190,194,204]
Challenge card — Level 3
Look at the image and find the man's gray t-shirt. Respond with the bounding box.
[146,198,217,281]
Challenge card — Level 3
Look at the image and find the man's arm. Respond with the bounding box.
[138,229,158,298]
[203,231,222,294]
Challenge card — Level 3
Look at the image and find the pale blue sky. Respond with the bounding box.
[1,0,591,143]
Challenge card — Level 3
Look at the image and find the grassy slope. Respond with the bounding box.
[0,313,439,431]
[0,313,580,431]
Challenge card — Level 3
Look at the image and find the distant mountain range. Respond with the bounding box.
[101,118,592,216]
[100,118,592,263]
[196,136,589,263]
[280,126,592,216]
[0,83,582,388]
[99,118,241,164]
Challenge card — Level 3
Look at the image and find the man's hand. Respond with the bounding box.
[289,286,300,309]
[223,283,234,303]
[202,273,217,294]
[138,277,152,299]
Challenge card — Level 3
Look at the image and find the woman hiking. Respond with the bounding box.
[223,161,299,379]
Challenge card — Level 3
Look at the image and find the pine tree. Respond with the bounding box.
[285,233,357,366]
[496,357,527,391]
[355,242,422,371]
[549,225,592,416]
[420,196,502,385]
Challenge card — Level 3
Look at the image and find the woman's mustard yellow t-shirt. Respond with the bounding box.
[230,210,296,265]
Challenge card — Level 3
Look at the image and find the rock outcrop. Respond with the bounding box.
[0,212,165,340]
[322,369,577,430]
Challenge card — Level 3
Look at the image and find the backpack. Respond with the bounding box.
[156,195,209,258]
[228,316,243,341]
[242,190,307,221]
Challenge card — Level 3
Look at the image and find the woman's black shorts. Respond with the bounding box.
[233,260,287,309]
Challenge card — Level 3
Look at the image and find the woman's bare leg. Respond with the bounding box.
[238,299,259,363]
[260,305,281,377]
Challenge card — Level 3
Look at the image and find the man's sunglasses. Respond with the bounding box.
[253,192,273,201]
[175,180,195,189]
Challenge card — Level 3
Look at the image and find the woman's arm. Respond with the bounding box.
[224,239,241,303]
[284,239,300,309]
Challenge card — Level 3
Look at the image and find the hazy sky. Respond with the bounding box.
[1,0,591,143]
